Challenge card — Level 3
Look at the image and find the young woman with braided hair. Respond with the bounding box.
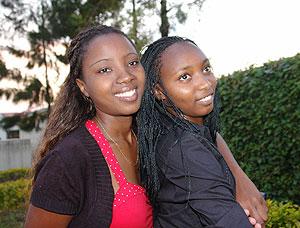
[137,36,268,227]
[24,25,152,228]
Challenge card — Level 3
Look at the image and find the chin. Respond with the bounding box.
[200,105,214,116]
[119,106,140,116]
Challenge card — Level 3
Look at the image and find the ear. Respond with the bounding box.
[153,83,167,101]
[76,79,90,97]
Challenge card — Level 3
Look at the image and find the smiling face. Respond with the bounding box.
[76,33,145,117]
[156,41,217,124]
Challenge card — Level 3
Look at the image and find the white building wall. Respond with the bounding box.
[0,118,46,170]
[0,128,6,140]
[0,139,32,170]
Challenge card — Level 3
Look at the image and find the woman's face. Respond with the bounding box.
[77,33,145,117]
[157,41,217,124]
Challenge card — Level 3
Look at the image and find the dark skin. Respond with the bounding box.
[24,33,145,227]
[155,41,268,227]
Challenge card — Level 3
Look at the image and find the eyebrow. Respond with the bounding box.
[89,58,111,68]
[174,58,210,74]
[89,52,138,68]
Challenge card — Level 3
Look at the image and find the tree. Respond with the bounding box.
[106,0,156,52]
[0,0,207,131]
[159,0,206,37]
[0,0,125,131]
[1,0,58,114]
[0,55,47,131]
[48,0,126,39]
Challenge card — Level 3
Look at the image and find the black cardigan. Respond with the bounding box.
[30,124,114,227]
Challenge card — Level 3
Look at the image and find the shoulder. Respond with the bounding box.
[156,125,206,163]
[160,125,217,159]
[37,124,95,176]
[56,125,95,163]
[158,124,203,148]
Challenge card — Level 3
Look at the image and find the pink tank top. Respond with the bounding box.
[86,120,153,228]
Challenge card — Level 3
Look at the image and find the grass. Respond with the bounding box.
[0,207,25,228]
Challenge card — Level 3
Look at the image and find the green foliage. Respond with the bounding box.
[0,0,127,131]
[0,207,25,228]
[0,115,21,129]
[159,0,206,36]
[0,108,47,131]
[48,0,125,39]
[125,0,155,51]
[0,179,30,211]
[218,53,300,203]
[0,168,29,183]
[266,200,300,228]
[0,59,8,77]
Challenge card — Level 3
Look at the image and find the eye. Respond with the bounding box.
[128,60,140,67]
[98,67,112,74]
[179,73,191,81]
[203,65,213,73]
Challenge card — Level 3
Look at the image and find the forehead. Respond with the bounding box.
[84,33,137,60]
[160,42,206,72]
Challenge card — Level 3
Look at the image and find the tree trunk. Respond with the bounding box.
[41,3,51,114]
[160,0,169,37]
[131,0,138,45]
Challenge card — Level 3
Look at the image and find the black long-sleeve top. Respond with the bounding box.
[154,116,252,228]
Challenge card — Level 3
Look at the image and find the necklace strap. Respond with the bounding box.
[94,116,139,166]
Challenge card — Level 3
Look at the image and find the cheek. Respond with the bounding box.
[139,71,146,87]
[169,87,193,108]
[87,79,111,100]
[210,76,217,90]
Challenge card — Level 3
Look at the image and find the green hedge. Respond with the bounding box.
[218,53,300,203]
[0,179,30,211]
[0,175,299,227]
[266,200,300,227]
[0,168,30,183]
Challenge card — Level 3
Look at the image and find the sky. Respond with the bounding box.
[1,0,300,113]
[173,0,300,76]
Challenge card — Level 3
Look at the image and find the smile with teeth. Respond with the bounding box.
[115,89,136,98]
[200,95,212,102]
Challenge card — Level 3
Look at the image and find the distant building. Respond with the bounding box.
[0,110,46,141]
[0,109,47,170]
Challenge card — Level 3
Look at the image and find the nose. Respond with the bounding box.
[197,75,214,90]
[116,68,135,84]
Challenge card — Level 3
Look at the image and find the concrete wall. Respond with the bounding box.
[0,121,45,170]
[0,139,33,170]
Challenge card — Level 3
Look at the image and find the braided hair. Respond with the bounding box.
[137,36,221,204]
[32,25,135,179]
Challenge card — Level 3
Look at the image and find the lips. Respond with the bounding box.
[114,88,138,102]
[199,94,212,102]
[196,93,214,105]
[115,89,136,98]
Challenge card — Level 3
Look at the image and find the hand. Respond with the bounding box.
[244,209,263,228]
[236,171,268,226]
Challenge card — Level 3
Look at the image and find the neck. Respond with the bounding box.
[94,112,133,140]
[166,108,204,125]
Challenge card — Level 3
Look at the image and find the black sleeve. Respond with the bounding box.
[30,151,81,215]
[157,131,252,227]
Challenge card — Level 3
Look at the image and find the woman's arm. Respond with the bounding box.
[216,133,268,226]
[24,204,72,228]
